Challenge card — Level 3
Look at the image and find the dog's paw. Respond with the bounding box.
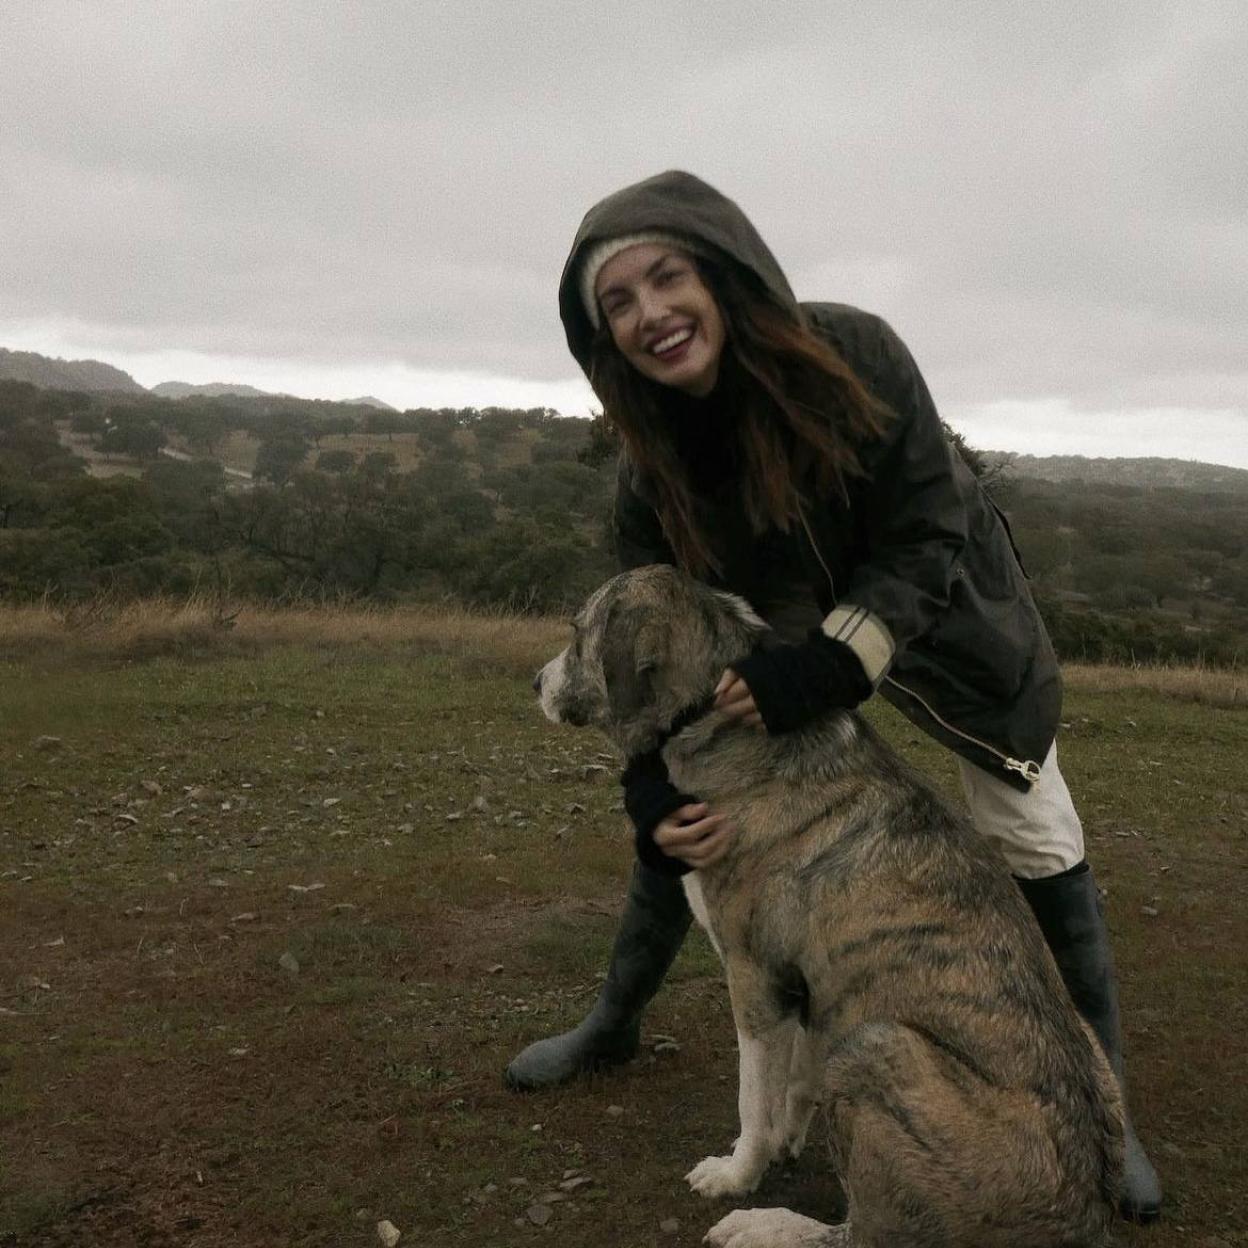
[703,1207,838,1247]
[686,1154,762,1200]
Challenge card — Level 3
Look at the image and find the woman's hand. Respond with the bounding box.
[652,802,734,869]
[713,668,763,730]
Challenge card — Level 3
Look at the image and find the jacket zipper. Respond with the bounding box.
[882,674,1041,783]
[795,501,1042,786]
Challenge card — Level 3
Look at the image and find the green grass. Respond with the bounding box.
[1,637,1245,1246]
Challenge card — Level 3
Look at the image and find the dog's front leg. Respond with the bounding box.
[688,959,794,1199]
[783,1024,827,1160]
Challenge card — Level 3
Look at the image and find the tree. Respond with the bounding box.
[254,435,309,486]
[577,411,619,468]
[363,410,405,442]
[317,449,356,474]
[99,413,167,460]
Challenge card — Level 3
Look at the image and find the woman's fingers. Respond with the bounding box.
[653,809,734,868]
[714,669,763,730]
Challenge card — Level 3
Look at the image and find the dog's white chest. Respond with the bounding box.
[682,873,723,959]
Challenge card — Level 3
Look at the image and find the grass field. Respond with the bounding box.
[1,603,1245,1246]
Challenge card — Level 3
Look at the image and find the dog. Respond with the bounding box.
[535,565,1123,1247]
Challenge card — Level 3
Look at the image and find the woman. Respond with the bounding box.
[504,170,1161,1221]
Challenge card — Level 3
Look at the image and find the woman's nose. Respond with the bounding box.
[636,287,666,326]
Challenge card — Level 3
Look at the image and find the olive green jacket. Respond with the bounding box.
[559,171,1061,790]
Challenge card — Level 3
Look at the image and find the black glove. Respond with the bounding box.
[730,630,872,736]
[621,749,697,878]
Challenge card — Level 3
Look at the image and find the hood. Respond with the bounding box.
[558,170,799,375]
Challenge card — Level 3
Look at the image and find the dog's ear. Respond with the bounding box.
[601,605,665,722]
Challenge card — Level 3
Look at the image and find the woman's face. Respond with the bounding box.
[594,243,726,398]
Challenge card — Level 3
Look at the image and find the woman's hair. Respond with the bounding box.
[588,252,892,577]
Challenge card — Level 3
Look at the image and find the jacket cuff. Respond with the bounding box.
[820,604,895,687]
[732,632,872,736]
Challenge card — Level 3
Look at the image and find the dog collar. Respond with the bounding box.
[656,693,716,750]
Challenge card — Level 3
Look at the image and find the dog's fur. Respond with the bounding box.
[536,566,1123,1247]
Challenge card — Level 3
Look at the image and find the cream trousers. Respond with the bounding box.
[958,743,1085,880]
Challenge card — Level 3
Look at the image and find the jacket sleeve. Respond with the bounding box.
[612,455,677,571]
[815,316,970,684]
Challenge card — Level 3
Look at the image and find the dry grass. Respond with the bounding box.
[0,595,568,673]
[1065,659,1246,708]
[2,598,1243,705]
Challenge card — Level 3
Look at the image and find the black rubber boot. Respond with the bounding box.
[504,862,693,1090]
[1017,862,1163,1223]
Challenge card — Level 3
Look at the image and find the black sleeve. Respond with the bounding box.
[621,750,695,878]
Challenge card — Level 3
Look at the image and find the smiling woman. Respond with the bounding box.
[505,168,1163,1225]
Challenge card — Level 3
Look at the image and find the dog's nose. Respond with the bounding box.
[532,670,542,694]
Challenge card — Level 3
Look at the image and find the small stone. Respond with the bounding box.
[207,877,228,888]
[230,913,258,923]
[376,1219,401,1247]
[33,736,63,751]
[1141,905,1160,917]
[526,1204,552,1226]
[488,964,504,974]
[559,1176,593,1192]
[141,779,163,795]
[653,1041,681,1055]
[279,951,300,974]
[508,1177,529,1186]
[539,1192,568,1203]
[605,1104,625,1118]
[660,1217,680,1233]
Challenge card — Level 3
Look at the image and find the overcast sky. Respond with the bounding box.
[2,2,1245,466]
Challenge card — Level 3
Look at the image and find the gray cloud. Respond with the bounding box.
[1,1,1244,457]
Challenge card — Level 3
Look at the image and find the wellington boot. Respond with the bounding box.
[1018,862,1164,1223]
[504,863,692,1090]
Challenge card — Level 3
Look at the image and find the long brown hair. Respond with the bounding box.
[588,253,892,577]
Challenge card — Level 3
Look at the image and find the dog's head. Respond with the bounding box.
[535,565,766,756]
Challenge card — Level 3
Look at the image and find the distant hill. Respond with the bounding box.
[988,453,1248,494]
[0,347,145,394]
[346,395,397,411]
[151,381,272,400]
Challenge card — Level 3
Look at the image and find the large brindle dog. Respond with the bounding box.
[535,565,1123,1248]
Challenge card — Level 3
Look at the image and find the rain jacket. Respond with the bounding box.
[558,170,1061,791]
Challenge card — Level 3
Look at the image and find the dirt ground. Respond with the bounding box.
[1,637,1244,1246]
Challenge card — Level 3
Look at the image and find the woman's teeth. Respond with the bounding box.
[651,328,693,355]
